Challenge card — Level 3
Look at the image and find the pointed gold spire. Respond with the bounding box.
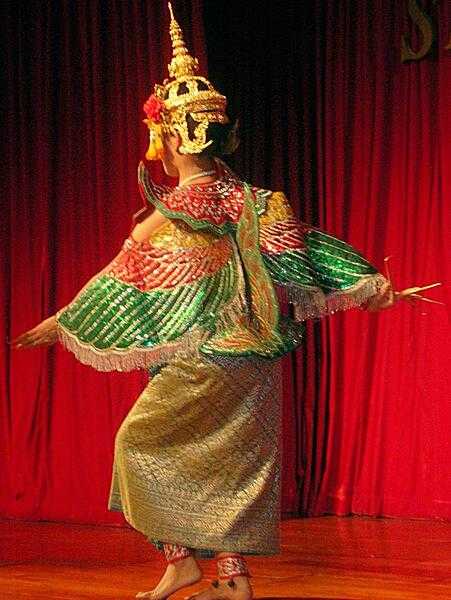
[143,2,229,156]
[167,2,199,79]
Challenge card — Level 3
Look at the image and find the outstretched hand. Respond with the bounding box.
[365,256,443,312]
[10,315,58,349]
[365,279,396,311]
[365,281,443,312]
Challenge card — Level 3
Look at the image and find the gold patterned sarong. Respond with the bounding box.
[108,354,282,556]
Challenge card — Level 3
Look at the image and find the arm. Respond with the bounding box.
[58,251,123,309]
[57,208,169,315]
[10,253,123,350]
[12,208,171,350]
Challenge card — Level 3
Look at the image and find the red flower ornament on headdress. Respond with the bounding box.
[143,94,166,160]
[143,94,166,123]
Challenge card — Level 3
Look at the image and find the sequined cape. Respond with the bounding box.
[56,160,386,372]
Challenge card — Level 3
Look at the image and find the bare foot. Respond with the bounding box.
[136,555,203,599]
[184,576,253,600]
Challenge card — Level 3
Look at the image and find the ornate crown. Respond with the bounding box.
[143,2,229,159]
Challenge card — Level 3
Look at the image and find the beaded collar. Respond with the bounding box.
[138,158,271,235]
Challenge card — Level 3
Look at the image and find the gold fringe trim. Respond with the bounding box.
[279,273,388,321]
[57,274,387,371]
[56,325,210,373]
[56,286,260,372]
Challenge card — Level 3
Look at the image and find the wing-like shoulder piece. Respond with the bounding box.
[137,160,273,234]
[259,192,387,319]
[56,187,302,371]
[56,176,386,372]
[56,231,242,371]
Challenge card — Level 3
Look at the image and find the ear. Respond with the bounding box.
[172,131,182,152]
[164,130,181,153]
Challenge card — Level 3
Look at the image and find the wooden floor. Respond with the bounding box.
[1,516,450,599]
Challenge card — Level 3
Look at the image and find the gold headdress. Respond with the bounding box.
[143,2,229,159]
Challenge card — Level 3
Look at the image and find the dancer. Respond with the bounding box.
[12,4,433,600]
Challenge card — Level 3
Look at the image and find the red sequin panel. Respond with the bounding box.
[137,161,248,228]
[163,185,244,225]
[109,236,233,291]
[259,218,309,254]
[162,543,192,563]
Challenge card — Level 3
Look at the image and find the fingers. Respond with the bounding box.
[10,332,36,348]
[366,285,396,311]
[396,286,444,306]
[11,324,41,342]
[10,330,54,349]
[9,332,29,345]
[11,336,39,349]
[10,318,58,349]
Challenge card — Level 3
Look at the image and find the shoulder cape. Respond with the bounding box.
[56,161,386,371]
[257,190,386,319]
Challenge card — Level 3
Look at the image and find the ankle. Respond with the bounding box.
[173,555,199,570]
[163,542,194,565]
[216,552,251,582]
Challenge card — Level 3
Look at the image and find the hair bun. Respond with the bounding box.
[220,119,240,155]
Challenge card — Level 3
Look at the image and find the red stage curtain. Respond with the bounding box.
[303,1,450,519]
[2,0,450,527]
[204,1,450,519]
[1,0,206,525]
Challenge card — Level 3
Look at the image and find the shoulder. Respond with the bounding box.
[130,207,171,243]
[256,190,296,224]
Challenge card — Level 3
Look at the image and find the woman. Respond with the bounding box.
[13,5,402,600]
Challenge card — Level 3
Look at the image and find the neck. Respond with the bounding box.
[177,156,217,186]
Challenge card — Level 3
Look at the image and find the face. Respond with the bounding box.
[161,132,180,177]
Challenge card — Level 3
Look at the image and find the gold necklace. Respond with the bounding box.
[178,169,216,187]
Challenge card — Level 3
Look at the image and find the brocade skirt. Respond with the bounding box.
[108,354,282,557]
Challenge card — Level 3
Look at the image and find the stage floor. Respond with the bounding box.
[0,515,450,599]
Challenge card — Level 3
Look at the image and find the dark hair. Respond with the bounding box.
[186,113,240,157]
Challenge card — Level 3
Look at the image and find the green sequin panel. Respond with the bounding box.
[263,229,378,292]
[263,249,317,287]
[58,263,237,351]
